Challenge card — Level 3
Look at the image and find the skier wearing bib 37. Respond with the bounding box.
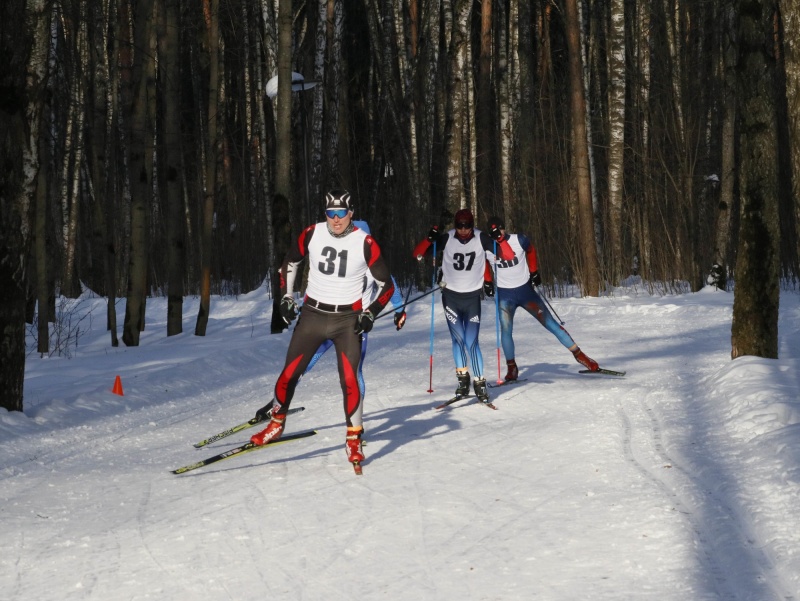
[412,209,515,404]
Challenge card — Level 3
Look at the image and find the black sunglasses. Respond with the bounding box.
[455,221,473,229]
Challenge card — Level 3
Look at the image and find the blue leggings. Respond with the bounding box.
[306,334,368,397]
[498,284,575,360]
[442,289,484,378]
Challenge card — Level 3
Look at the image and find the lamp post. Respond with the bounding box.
[266,72,318,225]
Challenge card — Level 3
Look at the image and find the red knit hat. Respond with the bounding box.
[454,208,474,228]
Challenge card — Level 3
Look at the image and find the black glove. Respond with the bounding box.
[279,296,299,324]
[489,224,503,242]
[529,271,542,287]
[483,281,495,297]
[394,311,407,330]
[426,225,440,242]
[354,311,374,334]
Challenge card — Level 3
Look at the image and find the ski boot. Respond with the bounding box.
[504,359,519,381]
[346,426,365,473]
[473,377,490,403]
[572,347,599,372]
[250,407,287,446]
[455,371,471,397]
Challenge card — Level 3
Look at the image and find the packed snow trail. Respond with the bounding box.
[1,286,798,600]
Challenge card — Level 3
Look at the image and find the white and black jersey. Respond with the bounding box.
[281,222,394,315]
[492,234,529,289]
[439,228,490,293]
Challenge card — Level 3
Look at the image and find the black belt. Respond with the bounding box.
[304,297,361,313]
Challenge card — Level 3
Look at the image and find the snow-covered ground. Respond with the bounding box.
[2,284,799,600]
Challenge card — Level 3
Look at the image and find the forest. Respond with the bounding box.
[1,0,797,411]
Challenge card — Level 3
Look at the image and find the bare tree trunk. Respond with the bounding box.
[444,0,472,212]
[499,0,516,229]
[0,0,50,412]
[36,115,50,354]
[634,0,652,280]
[164,0,184,336]
[564,0,601,296]
[607,0,626,284]
[779,0,800,270]
[714,3,737,285]
[123,0,157,346]
[476,0,494,216]
[269,0,294,334]
[195,0,221,336]
[731,0,781,359]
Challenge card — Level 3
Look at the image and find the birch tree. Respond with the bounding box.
[0,0,51,411]
[779,0,800,267]
[444,0,472,212]
[607,0,626,284]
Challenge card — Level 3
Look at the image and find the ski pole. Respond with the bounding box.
[428,240,437,393]
[492,242,503,384]
[538,286,565,325]
[375,285,440,320]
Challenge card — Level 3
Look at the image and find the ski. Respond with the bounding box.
[173,430,317,474]
[435,395,498,410]
[579,368,626,377]
[488,378,529,389]
[193,406,305,448]
[434,394,472,410]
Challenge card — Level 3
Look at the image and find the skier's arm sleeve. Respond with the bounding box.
[483,260,493,283]
[280,225,314,296]
[412,231,447,259]
[480,231,515,261]
[518,234,538,273]
[364,237,395,315]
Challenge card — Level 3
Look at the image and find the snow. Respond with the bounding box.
[2,284,800,600]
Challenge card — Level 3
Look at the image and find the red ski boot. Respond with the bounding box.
[346,426,365,473]
[572,348,599,372]
[504,359,519,381]
[250,409,286,446]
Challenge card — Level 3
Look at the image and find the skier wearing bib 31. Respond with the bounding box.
[412,209,515,404]
[250,189,395,470]
[486,215,599,381]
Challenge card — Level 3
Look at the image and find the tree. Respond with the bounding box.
[731,0,781,359]
[607,0,626,284]
[123,0,157,346]
[0,0,51,411]
[268,0,295,335]
[564,0,601,295]
[195,0,221,337]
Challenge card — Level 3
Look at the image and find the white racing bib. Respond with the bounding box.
[441,229,486,293]
[305,225,370,305]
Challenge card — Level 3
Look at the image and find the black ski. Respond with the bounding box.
[434,394,472,410]
[579,368,626,377]
[173,430,317,474]
[435,395,498,410]
[487,378,529,389]
[193,406,305,448]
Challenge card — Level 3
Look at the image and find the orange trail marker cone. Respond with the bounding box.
[112,375,124,396]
